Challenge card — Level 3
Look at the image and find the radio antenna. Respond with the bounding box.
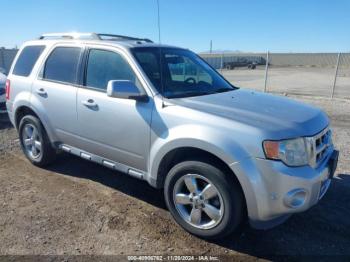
[157,0,161,44]
[156,0,165,107]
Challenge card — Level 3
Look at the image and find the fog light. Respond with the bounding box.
[284,189,307,208]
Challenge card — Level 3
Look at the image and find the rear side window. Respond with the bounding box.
[13,45,45,77]
[43,47,81,84]
[85,49,137,90]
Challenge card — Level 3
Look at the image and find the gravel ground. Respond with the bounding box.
[0,95,349,260]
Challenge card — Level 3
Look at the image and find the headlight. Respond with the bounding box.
[263,138,309,166]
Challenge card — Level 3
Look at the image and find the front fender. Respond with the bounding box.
[148,124,250,185]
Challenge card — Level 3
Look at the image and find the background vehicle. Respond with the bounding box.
[223,56,265,70]
[5,33,338,239]
[0,69,7,112]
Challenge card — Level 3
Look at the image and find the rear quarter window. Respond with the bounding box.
[12,45,45,77]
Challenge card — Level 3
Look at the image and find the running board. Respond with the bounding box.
[58,144,146,181]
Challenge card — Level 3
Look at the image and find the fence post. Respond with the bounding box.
[220,52,224,73]
[264,50,269,92]
[331,53,340,98]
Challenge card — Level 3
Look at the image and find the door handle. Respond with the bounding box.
[82,99,97,107]
[36,88,47,96]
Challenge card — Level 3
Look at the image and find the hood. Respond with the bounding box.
[171,89,329,139]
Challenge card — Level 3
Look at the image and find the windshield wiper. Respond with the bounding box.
[167,88,235,98]
[167,91,212,99]
[213,87,234,93]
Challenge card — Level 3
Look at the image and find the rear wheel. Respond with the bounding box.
[19,115,56,166]
[164,160,244,239]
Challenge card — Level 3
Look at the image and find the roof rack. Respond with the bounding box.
[38,32,153,43]
[98,33,153,43]
[38,32,100,40]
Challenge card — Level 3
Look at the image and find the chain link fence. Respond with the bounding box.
[0,48,17,73]
[200,52,350,99]
[2,48,349,98]
[1,49,350,159]
[333,53,350,98]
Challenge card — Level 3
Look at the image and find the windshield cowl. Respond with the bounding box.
[166,88,236,99]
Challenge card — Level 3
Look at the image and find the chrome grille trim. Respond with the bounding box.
[307,127,332,168]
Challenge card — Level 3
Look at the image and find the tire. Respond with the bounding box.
[164,160,244,239]
[18,115,56,167]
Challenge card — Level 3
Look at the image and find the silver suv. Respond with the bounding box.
[6,33,339,239]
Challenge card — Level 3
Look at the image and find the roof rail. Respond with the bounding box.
[97,33,153,43]
[38,32,153,43]
[38,32,100,40]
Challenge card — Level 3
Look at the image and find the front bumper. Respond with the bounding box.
[231,148,339,229]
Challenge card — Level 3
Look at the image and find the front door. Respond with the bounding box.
[76,48,153,171]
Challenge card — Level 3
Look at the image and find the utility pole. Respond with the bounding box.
[210,40,212,53]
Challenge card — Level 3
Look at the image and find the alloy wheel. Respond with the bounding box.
[22,123,42,159]
[173,174,224,229]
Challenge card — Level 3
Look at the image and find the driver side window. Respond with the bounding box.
[85,49,140,91]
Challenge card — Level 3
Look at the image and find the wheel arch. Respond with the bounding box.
[155,147,240,186]
[15,106,39,129]
[153,146,247,215]
[154,146,249,219]
[14,105,57,143]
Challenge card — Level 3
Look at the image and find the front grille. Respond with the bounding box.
[308,127,332,168]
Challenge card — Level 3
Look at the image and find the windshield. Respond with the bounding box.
[132,47,237,98]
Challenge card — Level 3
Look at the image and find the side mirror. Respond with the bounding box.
[107,80,148,102]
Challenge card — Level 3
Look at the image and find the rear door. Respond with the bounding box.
[76,47,153,171]
[31,44,83,145]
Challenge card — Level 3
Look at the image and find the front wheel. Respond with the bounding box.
[164,160,245,239]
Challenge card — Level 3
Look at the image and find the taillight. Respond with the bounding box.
[5,79,10,100]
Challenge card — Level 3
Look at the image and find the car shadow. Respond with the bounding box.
[213,173,350,258]
[47,153,167,209]
[0,113,13,130]
[47,154,350,258]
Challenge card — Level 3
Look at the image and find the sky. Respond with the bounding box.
[0,0,349,52]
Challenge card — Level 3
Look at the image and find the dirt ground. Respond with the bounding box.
[0,95,349,260]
